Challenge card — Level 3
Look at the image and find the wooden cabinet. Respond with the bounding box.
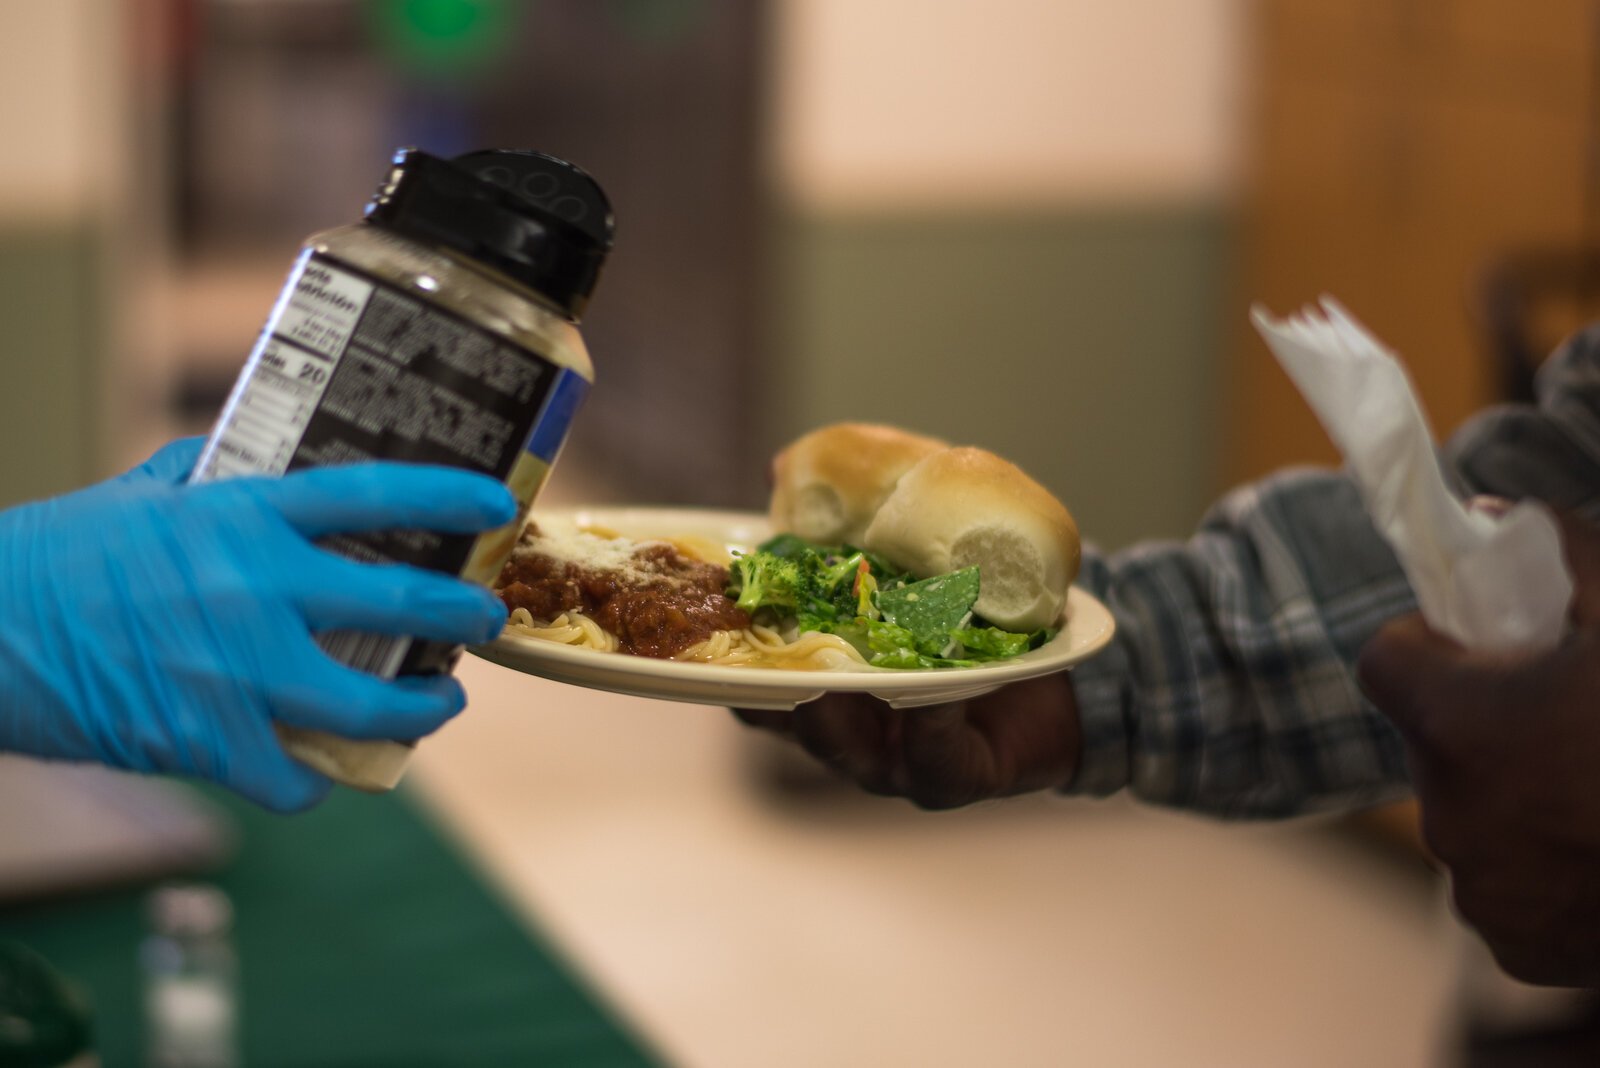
[1229,0,1599,483]
[1235,0,1600,855]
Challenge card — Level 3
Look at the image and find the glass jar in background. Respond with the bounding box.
[140,885,238,1068]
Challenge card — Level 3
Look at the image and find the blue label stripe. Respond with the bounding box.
[526,368,591,462]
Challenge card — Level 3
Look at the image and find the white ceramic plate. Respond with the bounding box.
[468,507,1116,710]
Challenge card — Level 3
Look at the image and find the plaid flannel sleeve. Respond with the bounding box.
[1064,323,1600,818]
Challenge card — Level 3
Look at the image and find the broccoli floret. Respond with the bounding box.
[728,551,804,613]
[797,550,861,623]
[814,551,866,601]
[737,537,920,633]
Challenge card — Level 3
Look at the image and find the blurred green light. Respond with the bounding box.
[369,0,518,77]
[403,0,482,41]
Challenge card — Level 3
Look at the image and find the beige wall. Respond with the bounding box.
[0,0,122,226]
[0,0,135,505]
[772,0,1248,210]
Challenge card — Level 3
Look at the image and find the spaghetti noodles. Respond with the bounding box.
[494,518,869,669]
[503,607,870,670]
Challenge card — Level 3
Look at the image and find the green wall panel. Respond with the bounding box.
[765,208,1233,550]
[0,225,103,509]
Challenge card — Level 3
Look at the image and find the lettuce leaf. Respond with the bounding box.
[951,625,1055,661]
[874,567,980,656]
[729,536,1047,670]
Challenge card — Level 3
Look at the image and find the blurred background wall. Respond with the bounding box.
[1,1,1597,538]
[1232,0,1600,485]
[0,1,131,507]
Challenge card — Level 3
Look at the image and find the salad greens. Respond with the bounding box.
[726,534,1055,670]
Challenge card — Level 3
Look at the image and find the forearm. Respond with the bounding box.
[1065,322,1600,817]
[1065,470,1414,816]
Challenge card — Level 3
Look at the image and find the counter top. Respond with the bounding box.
[408,655,1460,1068]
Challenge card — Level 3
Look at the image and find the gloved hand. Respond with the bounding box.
[112,435,208,488]
[0,438,515,811]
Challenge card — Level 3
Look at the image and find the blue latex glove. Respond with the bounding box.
[0,437,515,811]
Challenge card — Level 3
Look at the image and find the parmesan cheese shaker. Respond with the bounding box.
[190,148,614,791]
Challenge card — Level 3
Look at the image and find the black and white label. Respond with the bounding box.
[195,263,373,481]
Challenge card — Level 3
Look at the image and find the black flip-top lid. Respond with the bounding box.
[364,147,615,322]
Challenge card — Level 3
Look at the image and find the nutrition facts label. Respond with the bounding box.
[195,260,373,481]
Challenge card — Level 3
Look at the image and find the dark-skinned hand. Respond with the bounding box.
[733,669,1081,810]
[1358,510,1600,987]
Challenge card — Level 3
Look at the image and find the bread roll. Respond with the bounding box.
[863,447,1080,631]
[768,423,948,546]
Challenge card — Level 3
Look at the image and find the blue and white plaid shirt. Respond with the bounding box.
[1066,324,1600,817]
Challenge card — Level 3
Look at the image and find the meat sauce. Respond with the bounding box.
[494,529,750,659]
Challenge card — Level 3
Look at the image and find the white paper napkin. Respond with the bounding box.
[1251,296,1573,651]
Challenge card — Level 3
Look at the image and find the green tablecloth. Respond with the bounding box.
[0,784,660,1067]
